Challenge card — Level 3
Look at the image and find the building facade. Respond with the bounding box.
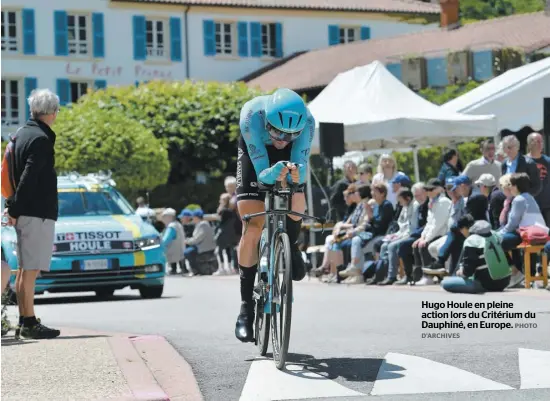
[1,0,439,132]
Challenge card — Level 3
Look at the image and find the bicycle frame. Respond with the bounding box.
[242,182,325,315]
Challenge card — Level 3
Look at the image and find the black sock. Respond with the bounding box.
[239,264,258,303]
[18,316,23,326]
[23,316,38,327]
[286,216,302,248]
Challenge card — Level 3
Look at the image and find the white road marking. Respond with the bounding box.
[239,359,364,401]
[519,348,550,389]
[371,352,513,395]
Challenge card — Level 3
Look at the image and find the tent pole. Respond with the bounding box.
[413,146,420,182]
[306,162,317,269]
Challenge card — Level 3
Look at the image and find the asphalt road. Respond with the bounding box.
[11,275,550,401]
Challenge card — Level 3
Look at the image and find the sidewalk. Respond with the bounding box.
[1,326,203,401]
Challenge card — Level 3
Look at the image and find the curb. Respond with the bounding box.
[56,327,203,401]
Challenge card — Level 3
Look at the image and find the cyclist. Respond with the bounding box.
[235,88,315,342]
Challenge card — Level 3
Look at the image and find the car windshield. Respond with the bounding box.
[58,189,135,217]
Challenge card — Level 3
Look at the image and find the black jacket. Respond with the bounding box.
[330,177,352,221]
[501,154,541,197]
[7,119,58,221]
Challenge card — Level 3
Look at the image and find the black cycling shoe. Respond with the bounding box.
[291,246,306,281]
[235,301,255,343]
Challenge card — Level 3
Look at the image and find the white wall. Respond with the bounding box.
[188,10,438,82]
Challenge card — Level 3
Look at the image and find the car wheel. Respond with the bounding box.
[95,289,115,298]
[139,285,163,299]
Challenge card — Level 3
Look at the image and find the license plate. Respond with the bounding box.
[81,259,110,271]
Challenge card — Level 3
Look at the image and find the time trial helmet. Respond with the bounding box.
[265,88,307,142]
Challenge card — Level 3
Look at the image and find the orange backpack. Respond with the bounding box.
[1,135,17,199]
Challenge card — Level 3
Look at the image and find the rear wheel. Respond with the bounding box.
[271,232,293,370]
[255,234,270,356]
[139,285,164,299]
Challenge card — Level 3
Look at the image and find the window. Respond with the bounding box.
[339,27,358,44]
[1,10,19,52]
[146,19,166,58]
[1,79,21,127]
[261,23,276,57]
[215,22,234,55]
[70,81,88,103]
[68,14,89,55]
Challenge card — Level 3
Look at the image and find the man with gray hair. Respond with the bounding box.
[3,88,60,339]
[330,160,357,221]
[526,132,550,225]
[500,134,541,196]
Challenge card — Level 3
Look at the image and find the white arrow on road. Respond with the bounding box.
[239,359,364,401]
[371,352,513,395]
[519,348,550,389]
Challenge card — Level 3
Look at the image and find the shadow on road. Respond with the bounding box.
[275,353,403,382]
[35,294,180,305]
[1,337,38,346]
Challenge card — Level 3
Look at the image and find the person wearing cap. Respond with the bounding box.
[411,178,452,285]
[389,173,412,220]
[184,209,216,274]
[160,208,186,275]
[475,173,503,229]
[178,209,195,238]
[463,139,502,186]
[454,175,488,222]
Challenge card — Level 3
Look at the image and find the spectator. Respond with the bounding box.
[438,149,461,183]
[184,209,216,275]
[160,208,186,275]
[498,173,548,288]
[3,88,60,339]
[395,183,429,285]
[330,161,357,221]
[526,132,550,226]
[135,196,155,223]
[500,135,541,196]
[376,188,415,285]
[497,174,514,228]
[178,209,195,238]
[411,179,452,285]
[214,193,240,275]
[476,173,505,229]
[356,163,373,185]
[495,142,506,163]
[463,139,502,186]
[372,154,405,207]
[224,175,241,270]
[454,175,488,222]
[1,259,11,336]
[441,216,511,294]
[323,184,365,283]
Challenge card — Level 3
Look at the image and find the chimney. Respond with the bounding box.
[440,0,460,30]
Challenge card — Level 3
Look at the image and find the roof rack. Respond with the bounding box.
[58,170,117,188]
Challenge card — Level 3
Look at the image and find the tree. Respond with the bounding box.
[460,0,544,22]
[418,80,481,105]
[53,102,170,197]
[80,80,265,183]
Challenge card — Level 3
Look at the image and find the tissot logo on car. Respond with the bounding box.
[56,231,123,242]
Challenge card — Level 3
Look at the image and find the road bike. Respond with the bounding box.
[242,180,325,370]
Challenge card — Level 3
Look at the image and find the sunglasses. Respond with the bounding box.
[267,123,301,143]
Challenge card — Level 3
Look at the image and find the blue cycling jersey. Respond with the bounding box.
[239,96,315,185]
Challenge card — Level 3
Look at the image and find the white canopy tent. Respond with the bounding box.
[307,60,497,157]
[442,57,550,132]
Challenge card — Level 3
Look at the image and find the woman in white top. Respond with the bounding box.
[371,154,406,207]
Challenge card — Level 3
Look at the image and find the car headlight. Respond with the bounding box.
[135,236,161,250]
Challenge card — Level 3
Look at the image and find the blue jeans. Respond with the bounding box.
[437,227,464,274]
[442,276,485,294]
[500,232,523,271]
[398,236,418,279]
[545,241,550,255]
[380,238,409,279]
[351,236,365,267]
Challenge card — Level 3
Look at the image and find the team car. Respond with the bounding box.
[1,172,166,299]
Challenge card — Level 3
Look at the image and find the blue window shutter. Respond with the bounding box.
[360,26,371,40]
[92,13,105,58]
[57,79,70,106]
[328,25,339,46]
[237,22,248,57]
[473,50,494,81]
[170,17,182,62]
[22,9,36,55]
[274,23,283,58]
[133,15,146,60]
[54,10,68,56]
[24,77,37,119]
[250,22,261,57]
[427,57,449,87]
[386,63,402,81]
[94,80,107,90]
[203,20,215,56]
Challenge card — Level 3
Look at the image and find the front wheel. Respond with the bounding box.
[139,285,164,299]
[271,232,293,370]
